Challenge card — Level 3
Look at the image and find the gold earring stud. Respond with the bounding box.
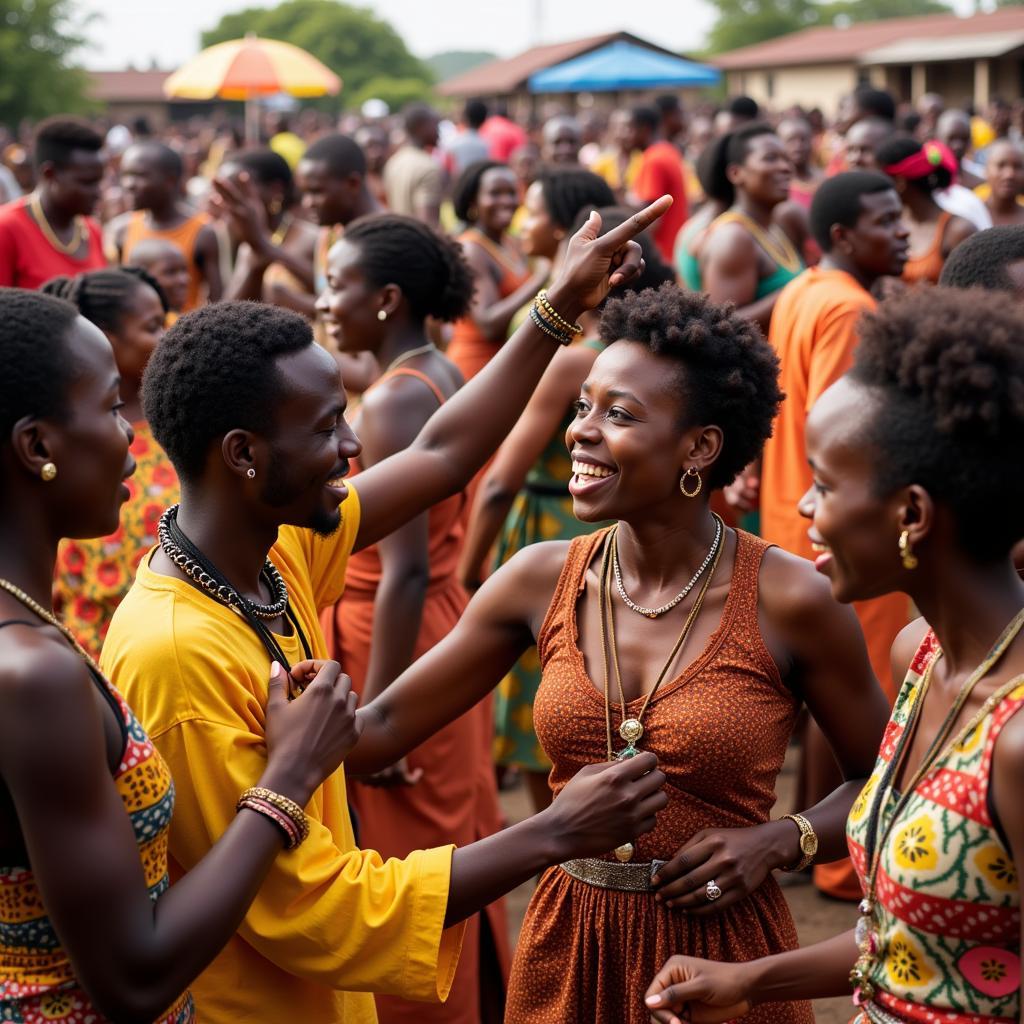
[680,467,702,498]
[40,462,57,482]
[898,530,918,570]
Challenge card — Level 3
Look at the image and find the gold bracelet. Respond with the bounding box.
[780,812,819,871]
[536,290,583,336]
[529,305,574,345]
[237,786,310,843]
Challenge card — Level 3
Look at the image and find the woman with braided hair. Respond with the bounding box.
[43,267,179,657]
[315,213,509,1024]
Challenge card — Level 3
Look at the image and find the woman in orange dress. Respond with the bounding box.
[447,161,547,381]
[345,281,889,1023]
[878,137,976,284]
[316,213,508,1024]
[44,267,180,659]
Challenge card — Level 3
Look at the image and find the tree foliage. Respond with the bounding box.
[200,0,433,107]
[706,0,951,53]
[0,0,95,127]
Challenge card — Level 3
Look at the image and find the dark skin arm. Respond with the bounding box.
[942,213,977,257]
[700,222,781,330]
[650,547,887,911]
[0,636,359,1023]
[351,196,673,553]
[262,222,318,311]
[461,239,549,342]
[193,222,224,302]
[459,342,599,587]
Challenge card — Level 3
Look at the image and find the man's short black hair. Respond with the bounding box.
[809,170,896,252]
[726,95,760,120]
[464,99,488,129]
[403,103,437,134]
[938,226,1024,292]
[128,141,184,181]
[853,86,896,123]
[142,302,314,481]
[301,133,367,179]
[654,94,682,115]
[33,116,103,170]
[630,105,660,133]
[222,147,295,206]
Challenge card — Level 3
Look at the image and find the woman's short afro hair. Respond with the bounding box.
[142,301,314,481]
[598,283,783,490]
[851,285,1024,561]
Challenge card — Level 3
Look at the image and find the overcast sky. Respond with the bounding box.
[77,0,718,69]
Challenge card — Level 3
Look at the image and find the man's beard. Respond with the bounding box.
[260,450,343,539]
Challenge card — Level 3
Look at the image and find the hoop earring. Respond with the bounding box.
[377,310,387,322]
[246,468,256,480]
[40,462,57,482]
[680,467,702,498]
[898,530,918,570]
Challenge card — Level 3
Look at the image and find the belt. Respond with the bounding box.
[559,857,667,892]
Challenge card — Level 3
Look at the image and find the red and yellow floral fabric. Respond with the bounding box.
[53,422,179,660]
[848,630,1023,1024]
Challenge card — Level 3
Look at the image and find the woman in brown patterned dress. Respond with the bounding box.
[345,282,889,1023]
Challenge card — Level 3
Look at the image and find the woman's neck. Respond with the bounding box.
[120,376,143,424]
[475,222,506,246]
[614,506,720,593]
[0,510,60,611]
[733,193,776,228]
[375,322,431,373]
[902,191,940,224]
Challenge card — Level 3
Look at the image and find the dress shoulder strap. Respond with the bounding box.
[367,367,446,406]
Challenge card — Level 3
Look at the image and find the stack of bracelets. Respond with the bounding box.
[236,786,311,850]
[529,289,583,345]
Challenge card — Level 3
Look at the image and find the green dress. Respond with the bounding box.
[492,339,608,771]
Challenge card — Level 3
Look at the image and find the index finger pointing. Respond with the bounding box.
[598,195,673,249]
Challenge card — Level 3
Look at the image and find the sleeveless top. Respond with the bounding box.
[848,630,1022,1024]
[341,368,466,596]
[0,622,194,1023]
[902,211,953,284]
[698,211,803,301]
[122,209,210,312]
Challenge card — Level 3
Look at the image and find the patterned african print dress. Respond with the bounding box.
[0,647,194,1024]
[53,422,179,660]
[848,630,1022,1024]
[491,342,608,772]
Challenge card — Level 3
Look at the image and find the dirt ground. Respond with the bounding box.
[498,747,857,1024]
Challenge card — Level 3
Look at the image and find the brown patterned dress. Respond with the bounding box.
[505,527,814,1024]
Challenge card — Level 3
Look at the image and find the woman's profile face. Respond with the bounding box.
[799,376,905,604]
[731,134,792,207]
[108,283,166,383]
[565,340,708,524]
[519,180,560,259]
[316,238,384,354]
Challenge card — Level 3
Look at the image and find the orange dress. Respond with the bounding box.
[447,230,530,381]
[320,367,509,1024]
[505,528,813,1024]
[122,209,209,311]
[901,211,952,284]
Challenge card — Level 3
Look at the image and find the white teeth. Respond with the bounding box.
[811,542,829,553]
[572,460,614,479]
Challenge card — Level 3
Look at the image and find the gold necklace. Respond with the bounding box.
[0,577,100,672]
[29,192,84,256]
[598,518,725,862]
[383,343,437,375]
[850,606,1024,1004]
[270,212,292,247]
[721,209,801,273]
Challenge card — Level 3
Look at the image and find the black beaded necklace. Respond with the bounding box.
[158,505,312,670]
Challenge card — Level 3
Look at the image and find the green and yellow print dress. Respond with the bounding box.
[0,657,194,1024]
[492,340,608,771]
[847,629,1022,1024]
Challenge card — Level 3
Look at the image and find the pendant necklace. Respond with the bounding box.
[382,342,437,375]
[850,606,1024,1004]
[598,516,725,861]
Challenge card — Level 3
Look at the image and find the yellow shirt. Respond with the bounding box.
[101,485,464,1023]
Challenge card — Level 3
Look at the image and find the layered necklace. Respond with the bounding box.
[29,192,84,256]
[157,504,311,671]
[598,517,726,862]
[724,209,801,273]
[850,607,1024,1004]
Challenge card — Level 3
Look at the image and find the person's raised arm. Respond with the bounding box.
[195,222,224,302]
[0,640,358,1023]
[459,342,600,588]
[352,195,672,552]
[461,239,550,342]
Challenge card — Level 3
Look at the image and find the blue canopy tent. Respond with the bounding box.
[528,40,721,93]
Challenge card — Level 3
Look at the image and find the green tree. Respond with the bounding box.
[0,0,94,126]
[200,0,433,107]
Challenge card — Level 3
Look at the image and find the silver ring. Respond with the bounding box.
[705,879,723,902]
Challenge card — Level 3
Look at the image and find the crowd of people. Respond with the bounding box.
[0,80,1021,1024]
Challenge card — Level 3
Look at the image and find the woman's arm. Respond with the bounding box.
[700,224,780,330]
[351,196,672,553]
[459,343,599,587]
[0,640,358,1023]
[461,239,550,342]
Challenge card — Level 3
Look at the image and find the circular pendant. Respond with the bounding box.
[619,718,644,745]
[614,843,635,862]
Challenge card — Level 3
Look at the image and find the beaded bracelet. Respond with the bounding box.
[238,796,303,849]
[536,290,583,336]
[529,305,575,346]
[237,786,310,844]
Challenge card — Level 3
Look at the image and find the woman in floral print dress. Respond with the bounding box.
[646,287,1024,1024]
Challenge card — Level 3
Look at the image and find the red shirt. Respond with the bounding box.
[0,197,105,289]
[632,141,689,263]
[479,116,528,162]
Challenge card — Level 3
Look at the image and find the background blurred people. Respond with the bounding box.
[628,104,688,262]
[383,103,443,227]
[541,114,582,167]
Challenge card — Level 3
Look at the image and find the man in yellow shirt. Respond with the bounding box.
[103,205,671,1023]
